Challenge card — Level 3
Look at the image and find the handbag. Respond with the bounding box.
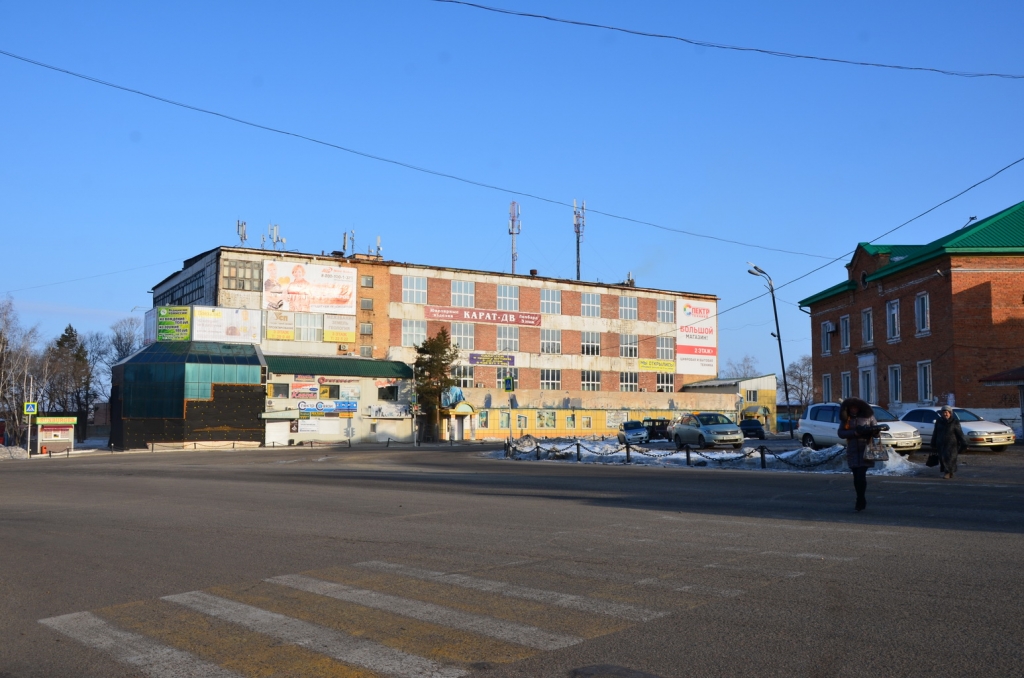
[926,453,940,467]
[862,437,890,462]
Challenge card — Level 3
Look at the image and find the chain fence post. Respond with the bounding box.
[536,443,541,461]
[576,440,581,462]
[685,444,691,466]
[625,440,631,464]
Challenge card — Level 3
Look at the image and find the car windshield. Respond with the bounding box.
[697,413,733,426]
[871,406,898,422]
[623,421,644,430]
[952,409,982,421]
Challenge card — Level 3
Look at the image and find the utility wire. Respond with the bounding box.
[3,258,185,294]
[0,47,830,261]
[433,0,1024,80]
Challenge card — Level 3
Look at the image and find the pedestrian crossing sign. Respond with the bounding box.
[23,402,38,415]
[503,377,515,392]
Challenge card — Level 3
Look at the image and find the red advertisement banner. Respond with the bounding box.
[424,306,541,326]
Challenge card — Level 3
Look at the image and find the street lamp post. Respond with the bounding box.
[748,264,794,439]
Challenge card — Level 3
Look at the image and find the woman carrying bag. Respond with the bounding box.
[838,397,887,512]
[932,405,968,479]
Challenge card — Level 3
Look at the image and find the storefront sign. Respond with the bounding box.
[317,377,360,385]
[297,420,319,433]
[263,261,357,315]
[469,353,515,366]
[639,358,676,373]
[156,306,191,342]
[192,306,261,344]
[323,314,357,343]
[266,311,295,341]
[296,400,358,412]
[425,306,541,326]
[676,299,718,376]
[291,383,318,399]
[606,411,628,427]
[36,416,78,425]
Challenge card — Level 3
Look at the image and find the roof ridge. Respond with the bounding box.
[942,198,1024,247]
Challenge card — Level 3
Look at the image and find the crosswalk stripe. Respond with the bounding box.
[267,573,582,651]
[163,590,465,678]
[39,611,240,678]
[354,561,665,623]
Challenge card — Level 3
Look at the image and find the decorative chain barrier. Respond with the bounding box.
[760,444,848,468]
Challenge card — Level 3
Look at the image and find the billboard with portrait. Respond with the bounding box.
[262,262,357,315]
[192,306,261,344]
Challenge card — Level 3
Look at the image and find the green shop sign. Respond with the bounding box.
[157,306,192,341]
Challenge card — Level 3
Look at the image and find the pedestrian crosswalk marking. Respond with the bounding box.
[38,611,241,678]
[354,561,666,622]
[268,573,582,651]
[164,590,466,678]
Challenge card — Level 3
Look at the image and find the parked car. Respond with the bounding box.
[797,403,922,452]
[642,417,671,441]
[900,407,1016,451]
[670,412,744,449]
[617,420,650,445]
[739,418,766,440]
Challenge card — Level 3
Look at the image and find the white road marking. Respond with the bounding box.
[636,578,743,598]
[39,611,240,678]
[354,561,665,622]
[163,591,464,678]
[268,574,580,650]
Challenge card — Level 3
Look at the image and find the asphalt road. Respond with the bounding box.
[2,444,1024,678]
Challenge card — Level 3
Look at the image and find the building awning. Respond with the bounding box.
[260,410,301,420]
[980,365,1024,386]
[264,355,413,379]
[742,405,771,415]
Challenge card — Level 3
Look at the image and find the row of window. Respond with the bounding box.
[483,411,597,430]
[822,293,930,355]
[401,276,677,321]
[451,366,675,392]
[821,361,932,404]
[154,271,205,307]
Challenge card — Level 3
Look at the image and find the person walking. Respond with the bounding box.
[933,405,968,479]
[838,397,881,512]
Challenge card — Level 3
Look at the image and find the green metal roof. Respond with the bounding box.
[797,280,856,307]
[264,355,413,379]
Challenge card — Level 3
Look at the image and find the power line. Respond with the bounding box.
[433,0,1024,80]
[3,258,185,294]
[0,47,830,261]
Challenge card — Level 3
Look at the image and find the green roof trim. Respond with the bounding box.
[798,280,856,307]
[264,355,413,379]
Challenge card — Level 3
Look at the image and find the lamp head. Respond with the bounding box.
[747,269,761,277]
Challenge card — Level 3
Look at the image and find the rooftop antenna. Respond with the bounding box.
[268,223,286,251]
[508,201,521,274]
[349,229,356,258]
[573,199,586,281]
[342,232,348,256]
[260,234,266,249]
[236,220,248,247]
[376,235,382,257]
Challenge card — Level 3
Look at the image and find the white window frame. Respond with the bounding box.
[862,308,873,345]
[294,312,323,342]
[451,322,475,350]
[745,389,758,403]
[496,367,519,390]
[541,289,562,315]
[657,299,675,323]
[401,319,426,347]
[656,336,674,360]
[619,372,639,392]
[917,360,932,402]
[656,373,674,393]
[619,334,638,358]
[581,370,601,391]
[821,322,832,355]
[886,300,900,341]
[359,345,373,358]
[360,275,374,288]
[839,315,850,351]
[915,293,930,334]
[402,275,427,304]
[497,325,519,352]
[451,365,474,388]
[619,296,638,320]
[859,368,873,404]
[581,331,601,356]
[540,369,561,390]
[451,280,475,308]
[497,285,519,311]
[888,365,902,404]
[581,293,601,317]
[540,329,561,354]
[822,374,833,403]
[841,371,852,400]
[359,322,373,336]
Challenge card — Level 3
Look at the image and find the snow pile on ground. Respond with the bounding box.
[0,446,30,461]
[483,437,921,476]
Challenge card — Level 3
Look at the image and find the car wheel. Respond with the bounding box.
[732,443,742,449]
[758,432,765,440]
[697,435,706,449]
[991,445,1008,452]
[802,434,816,450]
[674,435,682,450]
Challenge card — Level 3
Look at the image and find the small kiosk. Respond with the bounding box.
[35,416,77,456]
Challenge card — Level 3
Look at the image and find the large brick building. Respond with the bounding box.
[798,199,1024,421]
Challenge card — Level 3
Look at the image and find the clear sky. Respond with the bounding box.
[2,0,1022,375]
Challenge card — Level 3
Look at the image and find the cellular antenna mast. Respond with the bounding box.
[236,220,248,247]
[268,223,286,251]
[508,201,521,274]
[573,199,586,280]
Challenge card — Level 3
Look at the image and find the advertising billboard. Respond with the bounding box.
[143,308,157,345]
[424,306,541,326]
[323,314,356,343]
[639,358,676,373]
[262,262,357,315]
[468,353,515,366]
[266,311,295,341]
[156,307,191,342]
[676,299,718,376]
[192,307,261,344]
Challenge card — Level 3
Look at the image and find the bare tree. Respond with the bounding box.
[784,354,814,408]
[108,316,143,366]
[0,297,41,446]
[721,354,760,379]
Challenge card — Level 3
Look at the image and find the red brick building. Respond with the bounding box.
[798,199,1024,420]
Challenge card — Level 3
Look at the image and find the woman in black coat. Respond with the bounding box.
[837,397,880,512]
[933,405,968,479]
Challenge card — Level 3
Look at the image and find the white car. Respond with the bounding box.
[900,407,1017,451]
[797,403,922,452]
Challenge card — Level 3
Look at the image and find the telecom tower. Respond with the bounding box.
[573,199,586,280]
[236,220,247,247]
[508,201,521,274]
[268,224,286,250]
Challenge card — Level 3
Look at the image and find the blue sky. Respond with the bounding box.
[2,0,1022,373]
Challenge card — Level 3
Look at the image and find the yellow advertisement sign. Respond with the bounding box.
[36,416,78,425]
[323,314,356,343]
[639,358,676,373]
[266,311,295,341]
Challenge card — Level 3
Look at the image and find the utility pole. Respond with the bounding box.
[508,202,521,274]
[747,264,794,439]
[573,199,586,281]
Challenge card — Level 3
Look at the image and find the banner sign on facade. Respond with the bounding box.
[424,306,541,326]
[676,299,718,376]
[143,308,157,345]
[262,262,357,315]
[266,311,295,341]
[606,411,628,427]
[192,306,261,344]
[36,416,78,425]
[291,383,318,399]
[156,306,192,342]
[323,314,357,343]
[296,400,358,412]
[639,358,676,373]
[469,353,515,366]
